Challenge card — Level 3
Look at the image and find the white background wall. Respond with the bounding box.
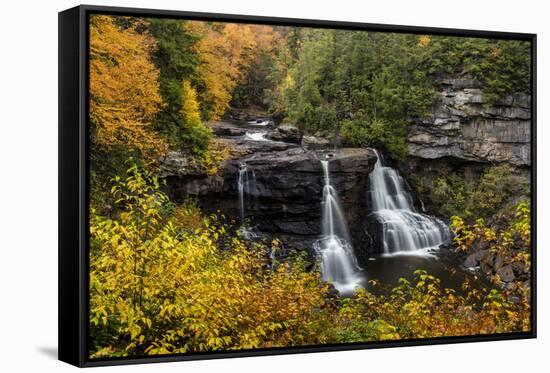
[0,0,546,371]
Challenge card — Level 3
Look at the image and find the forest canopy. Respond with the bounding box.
[90,15,531,175]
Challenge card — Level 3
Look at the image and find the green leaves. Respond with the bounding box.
[341,116,409,159]
[89,164,334,358]
[89,166,531,358]
[271,31,529,160]
[273,30,437,159]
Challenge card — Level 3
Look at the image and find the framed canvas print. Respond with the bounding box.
[59,5,536,367]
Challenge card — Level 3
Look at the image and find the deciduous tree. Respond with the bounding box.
[90,15,165,157]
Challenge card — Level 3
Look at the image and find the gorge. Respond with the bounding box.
[161,121,470,294]
[87,16,533,356]
[159,73,531,296]
[148,26,532,294]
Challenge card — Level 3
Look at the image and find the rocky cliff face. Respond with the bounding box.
[407,78,531,167]
[161,83,531,275]
[402,78,532,287]
[226,147,376,237]
[163,142,377,254]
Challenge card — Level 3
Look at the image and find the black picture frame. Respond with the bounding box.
[59,4,537,367]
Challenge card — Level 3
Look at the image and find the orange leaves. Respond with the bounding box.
[189,21,276,120]
[89,16,284,162]
[191,22,255,119]
[90,15,166,158]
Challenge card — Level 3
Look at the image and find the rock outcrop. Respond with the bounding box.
[302,135,331,148]
[227,148,377,252]
[402,78,532,289]
[163,146,377,253]
[407,78,531,167]
[269,124,302,144]
[462,247,530,288]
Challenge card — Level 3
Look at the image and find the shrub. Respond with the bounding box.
[429,165,525,220]
[89,165,332,357]
[90,165,531,358]
[340,270,530,339]
[450,201,531,285]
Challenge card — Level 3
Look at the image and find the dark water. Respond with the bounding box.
[212,123,490,298]
[352,250,489,296]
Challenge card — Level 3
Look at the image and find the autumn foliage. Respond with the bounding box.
[90,15,165,157]
[88,16,531,359]
[190,22,256,121]
[89,167,530,358]
[89,166,331,357]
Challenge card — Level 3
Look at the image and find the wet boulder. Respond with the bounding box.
[496,265,515,282]
[210,122,246,137]
[463,251,482,268]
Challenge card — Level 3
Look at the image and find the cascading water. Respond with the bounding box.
[245,131,269,141]
[314,159,364,294]
[247,119,271,126]
[237,162,258,239]
[368,150,450,256]
[238,162,257,223]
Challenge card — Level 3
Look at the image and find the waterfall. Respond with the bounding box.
[237,162,257,226]
[368,150,450,256]
[314,159,363,294]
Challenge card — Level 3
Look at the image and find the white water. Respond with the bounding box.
[245,131,269,141]
[314,160,364,294]
[369,150,450,256]
[247,119,271,126]
[237,162,257,225]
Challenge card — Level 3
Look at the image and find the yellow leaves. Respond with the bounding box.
[188,139,230,175]
[418,35,431,48]
[451,215,497,252]
[206,336,226,349]
[189,21,257,120]
[129,324,142,340]
[90,346,117,359]
[180,80,202,125]
[284,74,295,89]
[490,46,502,59]
[341,268,528,341]
[89,165,531,359]
[484,227,497,242]
[90,164,329,357]
[90,305,108,326]
[144,342,172,355]
[451,201,531,291]
[514,201,531,244]
[159,304,176,319]
[90,15,166,158]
